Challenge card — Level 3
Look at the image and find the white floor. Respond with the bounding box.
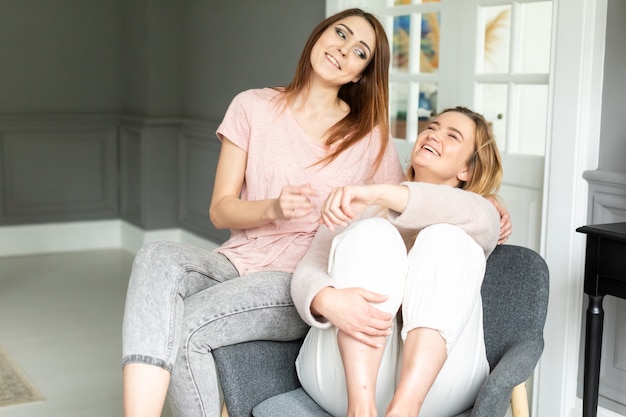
[0,249,174,417]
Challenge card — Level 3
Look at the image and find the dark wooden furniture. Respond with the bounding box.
[576,222,626,417]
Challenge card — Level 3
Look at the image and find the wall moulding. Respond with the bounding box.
[583,169,626,224]
[0,115,120,225]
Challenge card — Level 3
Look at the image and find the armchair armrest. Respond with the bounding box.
[213,339,303,417]
[471,338,544,417]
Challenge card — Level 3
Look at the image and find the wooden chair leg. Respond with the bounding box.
[221,402,229,417]
[511,381,530,417]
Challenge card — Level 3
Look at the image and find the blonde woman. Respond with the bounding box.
[292,107,504,417]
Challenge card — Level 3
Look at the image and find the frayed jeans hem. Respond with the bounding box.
[122,354,172,373]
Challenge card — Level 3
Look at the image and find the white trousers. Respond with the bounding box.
[295,218,489,417]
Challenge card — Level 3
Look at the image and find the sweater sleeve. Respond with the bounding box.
[290,224,341,329]
[292,183,501,326]
[387,182,500,257]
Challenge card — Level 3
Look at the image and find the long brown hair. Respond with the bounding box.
[280,8,391,171]
[406,107,503,198]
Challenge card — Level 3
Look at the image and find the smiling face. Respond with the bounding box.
[310,15,376,86]
[410,111,477,187]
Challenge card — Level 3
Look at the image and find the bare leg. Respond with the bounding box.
[296,218,406,417]
[338,330,387,417]
[385,328,446,417]
[332,219,405,417]
[123,363,170,417]
[386,224,488,416]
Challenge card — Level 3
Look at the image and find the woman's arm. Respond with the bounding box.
[291,225,394,347]
[209,138,317,230]
[488,196,513,244]
[291,225,338,327]
[389,182,500,255]
[320,184,409,230]
[320,182,500,255]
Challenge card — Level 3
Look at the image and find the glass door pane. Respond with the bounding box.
[516,84,548,155]
[519,2,552,73]
[483,5,511,73]
[389,0,441,140]
[477,0,551,157]
[390,81,409,139]
[479,84,507,150]
[392,10,439,75]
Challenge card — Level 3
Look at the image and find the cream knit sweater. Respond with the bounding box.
[291,181,501,328]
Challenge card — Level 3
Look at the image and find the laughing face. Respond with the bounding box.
[310,15,376,86]
[410,111,477,187]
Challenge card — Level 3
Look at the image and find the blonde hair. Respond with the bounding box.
[405,106,503,198]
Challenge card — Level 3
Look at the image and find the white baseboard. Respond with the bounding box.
[0,220,219,257]
[570,399,625,417]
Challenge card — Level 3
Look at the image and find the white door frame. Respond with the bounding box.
[534,0,609,415]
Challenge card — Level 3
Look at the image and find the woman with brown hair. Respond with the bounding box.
[122,8,404,417]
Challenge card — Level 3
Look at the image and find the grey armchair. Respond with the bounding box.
[213,244,550,417]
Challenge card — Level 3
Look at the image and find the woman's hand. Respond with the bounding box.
[320,184,409,230]
[320,185,377,229]
[273,184,318,220]
[311,287,393,348]
[487,197,513,244]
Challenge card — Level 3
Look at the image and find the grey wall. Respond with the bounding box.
[0,1,124,113]
[598,0,626,175]
[0,0,324,243]
[181,0,322,120]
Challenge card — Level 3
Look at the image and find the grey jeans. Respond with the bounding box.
[122,241,309,417]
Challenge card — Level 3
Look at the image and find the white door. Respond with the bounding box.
[327,0,553,253]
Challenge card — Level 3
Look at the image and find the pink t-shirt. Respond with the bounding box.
[215,88,403,275]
